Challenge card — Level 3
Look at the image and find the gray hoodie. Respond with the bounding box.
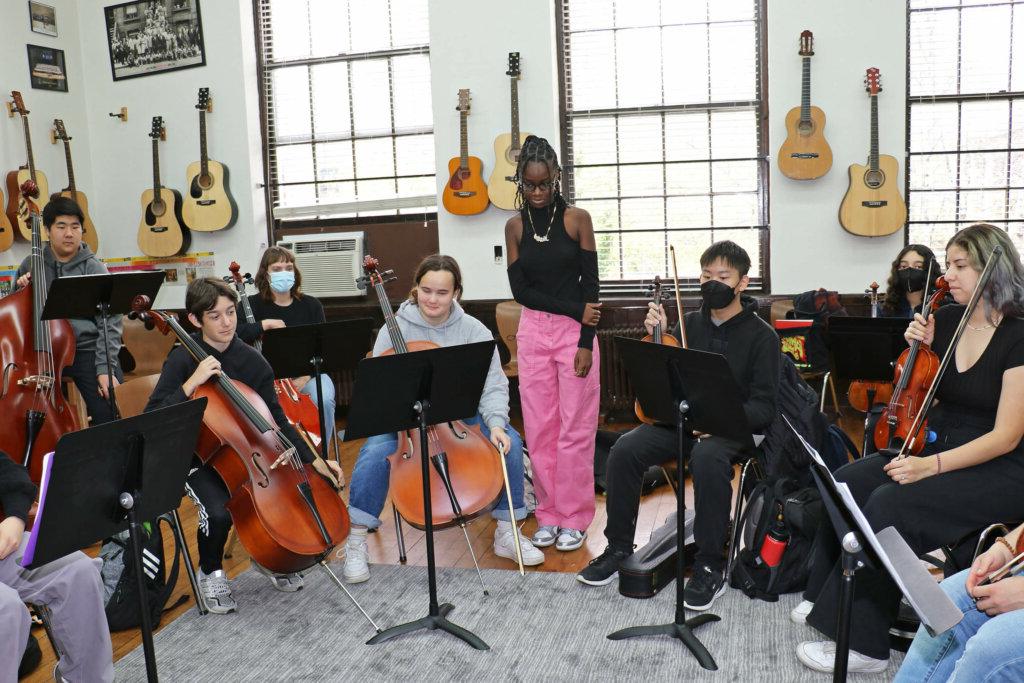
[372,300,509,430]
[16,243,123,375]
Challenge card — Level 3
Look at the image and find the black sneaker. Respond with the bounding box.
[683,565,726,610]
[576,546,633,586]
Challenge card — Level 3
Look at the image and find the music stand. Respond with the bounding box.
[41,271,165,418]
[606,337,753,671]
[345,340,496,650]
[21,399,206,683]
[261,318,375,461]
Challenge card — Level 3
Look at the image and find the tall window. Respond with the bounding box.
[559,0,767,288]
[256,0,435,222]
[908,0,1024,259]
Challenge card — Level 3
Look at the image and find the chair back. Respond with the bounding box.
[115,374,160,418]
[122,316,176,377]
[495,300,522,377]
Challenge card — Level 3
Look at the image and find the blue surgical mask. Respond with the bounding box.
[269,270,295,294]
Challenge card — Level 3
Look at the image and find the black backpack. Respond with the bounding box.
[729,477,823,601]
[759,354,827,487]
[100,514,186,631]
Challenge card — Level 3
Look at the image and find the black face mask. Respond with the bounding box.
[897,267,927,293]
[701,279,737,310]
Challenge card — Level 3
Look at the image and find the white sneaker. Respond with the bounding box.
[252,563,304,592]
[532,525,559,548]
[555,528,586,551]
[198,569,236,614]
[343,531,370,584]
[790,599,814,625]
[796,640,888,674]
[493,522,544,566]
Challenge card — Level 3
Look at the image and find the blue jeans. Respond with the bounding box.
[348,415,526,529]
[300,374,335,438]
[896,568,1024,682]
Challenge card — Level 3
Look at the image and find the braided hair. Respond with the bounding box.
[513,135,564,212]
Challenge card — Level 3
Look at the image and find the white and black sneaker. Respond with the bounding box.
[576,547,632,586]
[683,565,726,611]
[253,563,304,592]
[199,569,237,614]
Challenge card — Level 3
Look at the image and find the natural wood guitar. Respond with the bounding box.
[839,68,907,237]
[137,116,189,257]
[778,30,832,180]
[442,89,488,215]
[5,91,50,243]
[488,52,531,210]
[0,187,13,252]
[52,119,99,253]
[182,87,237,232]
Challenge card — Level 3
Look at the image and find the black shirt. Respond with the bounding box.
[236,294,325,345]
[0,456,36,523]
[143,334,317,463]
[507,200,600,349]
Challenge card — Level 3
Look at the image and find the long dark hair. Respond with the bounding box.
[254,245,303,302]
[881,244,940,316]
[513,135,565,212]
[408,254,463,304]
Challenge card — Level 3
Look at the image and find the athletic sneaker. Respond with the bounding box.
[199,569,237,614]
[683,565,726,611]
[343,531,370,584]
[791,599,814,625]
[796,640,889,674]
[555,528,586,551]
[253,563,304,592]
[493,522,545,566]
[576,547,633,586]
[532,525,559,548]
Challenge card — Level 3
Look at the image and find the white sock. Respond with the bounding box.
[495,520,513,534]
[349,526,368,543]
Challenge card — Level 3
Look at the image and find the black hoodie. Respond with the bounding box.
[670,295,780,432]
[0,457,36,523]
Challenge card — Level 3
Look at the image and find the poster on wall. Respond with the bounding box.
[103,0,206,81]
[29,1,57,37]
[102,251,216,287]
[26,44,67,92]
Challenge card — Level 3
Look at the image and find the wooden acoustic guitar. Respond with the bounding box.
[182,87,237,232]
[488,52,531,210]
[0,188,13,252]
[5,91,50,243]
[839,68,907,237]
[778,30,832,180]
[137,116,189,257]
[52,119,99,253]
[442,89,488,215]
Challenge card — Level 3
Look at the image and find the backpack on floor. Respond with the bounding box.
[823,422,861,470]
[100,514,186,631]
[759,354,826,487]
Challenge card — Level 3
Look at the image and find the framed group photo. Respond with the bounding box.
[103,0,206,81]
[29,1,57,36]
[26,44,67,92]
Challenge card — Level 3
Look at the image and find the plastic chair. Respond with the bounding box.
[495,300,522,378]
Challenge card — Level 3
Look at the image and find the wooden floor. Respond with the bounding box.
[23,411,866,680]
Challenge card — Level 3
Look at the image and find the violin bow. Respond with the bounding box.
[669,246,688,348]
[497,442,525,575]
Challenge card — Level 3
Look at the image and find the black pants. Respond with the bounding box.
[183,461,232,574]
[63,351,123,426]
[604,424,748,572]
[804,418,1024,659]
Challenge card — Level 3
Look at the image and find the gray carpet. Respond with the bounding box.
[115,563,904,681]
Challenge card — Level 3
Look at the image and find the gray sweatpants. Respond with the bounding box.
[1,532,113,683]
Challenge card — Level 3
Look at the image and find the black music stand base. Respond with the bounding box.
[833,532,863,683]
[367,602,487,650]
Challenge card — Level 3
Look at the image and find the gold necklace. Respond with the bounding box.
[527,203,557,243]
[967,322,995,331]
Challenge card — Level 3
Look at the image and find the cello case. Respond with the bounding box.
[617,509,695,599]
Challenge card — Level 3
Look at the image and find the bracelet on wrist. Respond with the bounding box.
[995,536,1015,557]
[935,453,942,474]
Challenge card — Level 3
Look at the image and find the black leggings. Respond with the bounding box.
[184,462,232,574]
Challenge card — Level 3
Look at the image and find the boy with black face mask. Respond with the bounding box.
[576,241,779,612]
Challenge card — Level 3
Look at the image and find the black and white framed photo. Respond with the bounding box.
[28,1,57,37]
[26,44,67,92]
[103,0,206,81]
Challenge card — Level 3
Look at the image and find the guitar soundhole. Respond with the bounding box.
[506,148,520,165]
[797,120,814,135]
[863,169,885,189]
[198,174,214,190]
[152,200,166,217]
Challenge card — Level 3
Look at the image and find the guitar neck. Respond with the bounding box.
[510,77,521,150]
[869,95,879,172]
[459,110,469,170]
[22,116,37,181]
[152,138,161,196]
[62,139,76,193]
[199,109,209,178]
[800,57,811,123]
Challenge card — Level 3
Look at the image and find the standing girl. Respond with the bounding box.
[504,135,601,552]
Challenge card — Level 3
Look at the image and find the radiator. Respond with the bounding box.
[598,324,646,415]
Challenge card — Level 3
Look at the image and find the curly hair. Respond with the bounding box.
[880,244,940,316]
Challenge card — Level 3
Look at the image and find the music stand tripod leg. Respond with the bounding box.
[168,509,208,615]
[833,532,863,683]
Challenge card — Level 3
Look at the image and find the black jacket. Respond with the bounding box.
[0,457,36,523]
[671,295,780,432]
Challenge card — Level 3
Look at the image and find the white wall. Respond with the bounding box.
[767,0,908,294]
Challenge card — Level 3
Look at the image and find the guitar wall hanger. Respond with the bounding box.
[108,107,128,122]
[5,101,15,118]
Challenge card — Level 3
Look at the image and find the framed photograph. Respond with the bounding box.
[103,0,206,81]
[26,44,67,92]
[28,1,57,37]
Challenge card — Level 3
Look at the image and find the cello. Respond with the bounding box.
[847,282,894,412]
[0,180,80,483]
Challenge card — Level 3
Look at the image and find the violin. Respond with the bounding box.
[135,305,349,574]
[848,281,894,412]
[0,180,80,483]
[873,274,949,454]
[225,262,322,450]
[636,275,682,424]
[361,255,504,530]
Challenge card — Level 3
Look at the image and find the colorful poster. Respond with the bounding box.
[101,251,216,287]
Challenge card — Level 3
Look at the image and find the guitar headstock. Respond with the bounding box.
[865,68,881,95]
[150,116,165,141]
[457,88,471,113]
[506,52,521,78]
[53,118,69,141]
[10,91,28,117]
[196,87,211,112]
[799,30,814,56]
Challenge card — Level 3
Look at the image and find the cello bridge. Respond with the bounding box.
[16,374,54,390]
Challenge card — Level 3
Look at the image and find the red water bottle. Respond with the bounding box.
[759,507,790,568]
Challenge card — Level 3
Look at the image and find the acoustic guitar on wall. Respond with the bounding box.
[137,116,189,257]
[778,30,832,180]
[5,91,50,243]
[53,119,99,253]
[839,68,907,237]
[488,52,531,211]
[442,89,488,215]
[182,87,237,232]
[0,187,13,252]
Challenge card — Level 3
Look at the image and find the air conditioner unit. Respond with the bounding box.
[277,232,364,298]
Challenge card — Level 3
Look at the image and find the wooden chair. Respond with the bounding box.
[113,373,160,418]
[121,316,176,378]
[495,300,522,378]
